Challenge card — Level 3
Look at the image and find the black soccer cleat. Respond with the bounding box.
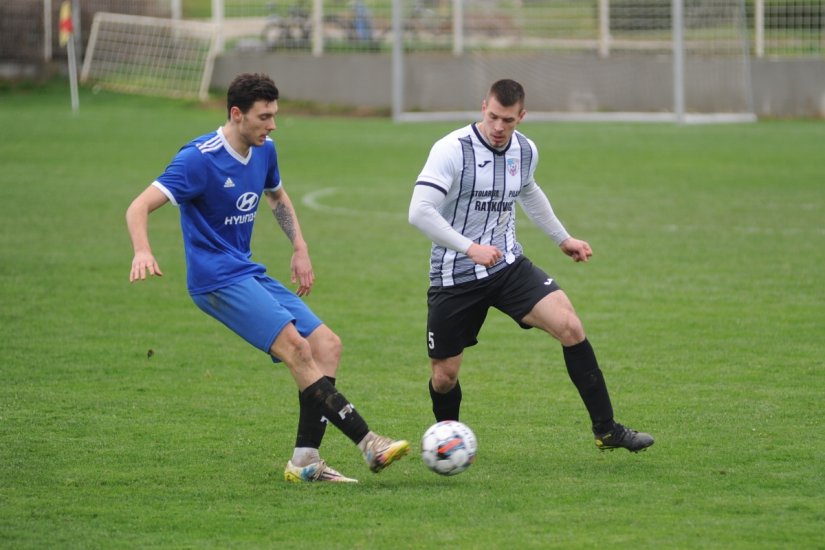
[594,423,654,453]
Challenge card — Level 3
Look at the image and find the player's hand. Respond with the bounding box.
[291,248,314,297]
[130,251,164,282]
[560,238,593,263]
[466,243,503,268]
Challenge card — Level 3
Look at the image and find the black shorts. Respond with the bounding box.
[426,256,561,359]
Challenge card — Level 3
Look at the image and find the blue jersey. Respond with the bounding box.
[153,127,281,295]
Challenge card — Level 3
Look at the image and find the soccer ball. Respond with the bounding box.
[421,420,477,476]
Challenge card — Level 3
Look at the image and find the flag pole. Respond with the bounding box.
[59,0,79,114]
[67,35,79,114]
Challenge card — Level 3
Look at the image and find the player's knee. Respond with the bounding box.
[271,329,314,366]
[431,374,456,393]
[556,315,586,346]
[307,326,342,370]
[431,360,460,391]
[318,330,342,366]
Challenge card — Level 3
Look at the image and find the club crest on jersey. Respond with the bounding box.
[507,158,519,176]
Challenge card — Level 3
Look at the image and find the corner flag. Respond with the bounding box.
[59,0,74,47]
[59,0,79,113]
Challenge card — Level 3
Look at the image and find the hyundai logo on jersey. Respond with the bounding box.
[236,192,259,212]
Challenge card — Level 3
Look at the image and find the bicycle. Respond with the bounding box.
[261,0,380,51]
[261,1,312,50]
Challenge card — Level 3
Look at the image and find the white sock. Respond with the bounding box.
[356,431,376,454]
[291,447,321,467]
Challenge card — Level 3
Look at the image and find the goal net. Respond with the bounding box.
[80,13,219,101]
[392,0,755,124]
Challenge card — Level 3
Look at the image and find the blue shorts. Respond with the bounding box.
[191,275,322,361]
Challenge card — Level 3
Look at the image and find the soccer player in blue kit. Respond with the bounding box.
[408,79,654,453]
[126,73,409,483]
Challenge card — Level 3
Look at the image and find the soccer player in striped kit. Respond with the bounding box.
[127,73,409,483]
[408,79,653,453]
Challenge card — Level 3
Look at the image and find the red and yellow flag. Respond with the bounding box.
[59,0,73,47]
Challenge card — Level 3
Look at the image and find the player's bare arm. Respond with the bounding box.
[264,188,314,296]
[126,185,169,282]
[560,237,593,263]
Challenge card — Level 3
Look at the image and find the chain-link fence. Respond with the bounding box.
[2,0,822,66]
[213,0,823,57]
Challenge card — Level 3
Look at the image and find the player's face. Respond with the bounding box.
[239,99,278,147]
[479,96,525,148]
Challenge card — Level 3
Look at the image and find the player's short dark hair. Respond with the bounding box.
[488,79,525,109]
[226,73,280,117]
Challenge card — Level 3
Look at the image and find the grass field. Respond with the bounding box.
[1,82,823,549]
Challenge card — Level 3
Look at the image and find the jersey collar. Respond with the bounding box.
[217,126,252,165]
[472,123,511,155]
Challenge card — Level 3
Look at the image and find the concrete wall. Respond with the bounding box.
[213,52,825,118]
[751,59,825,118]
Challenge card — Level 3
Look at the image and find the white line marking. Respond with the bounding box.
[302,187,404,219]
[304,188,824,236]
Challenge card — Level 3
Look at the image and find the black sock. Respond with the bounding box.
[562,339,615,433]
[295,376,334,449]
[300,377,370,444]
[429,378,462,421]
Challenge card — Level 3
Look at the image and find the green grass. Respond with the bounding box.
[1,81,824,549]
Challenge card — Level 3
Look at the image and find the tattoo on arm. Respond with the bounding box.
[273,202,297,243]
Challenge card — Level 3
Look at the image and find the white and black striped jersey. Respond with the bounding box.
[415,124,540,287]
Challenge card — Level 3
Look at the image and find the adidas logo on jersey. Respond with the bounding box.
[223,178,235,188]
